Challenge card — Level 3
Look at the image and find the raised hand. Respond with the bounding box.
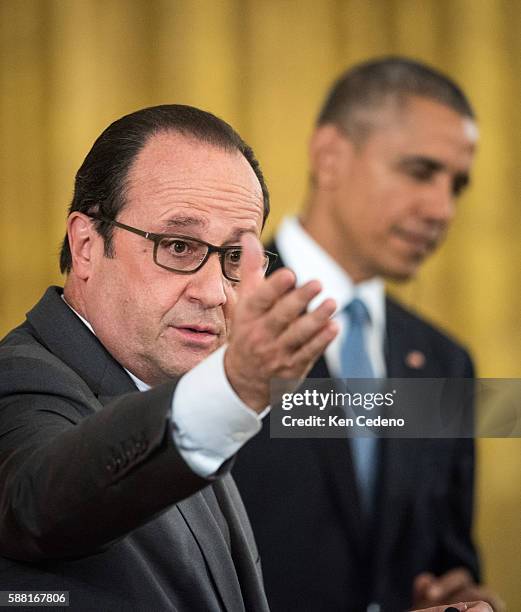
[224,233,338,412]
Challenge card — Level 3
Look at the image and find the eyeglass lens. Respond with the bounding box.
[156,237,269,281]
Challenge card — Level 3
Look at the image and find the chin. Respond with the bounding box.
[165,349,218,377]
[382,250,427,281]
[380,262,420,282]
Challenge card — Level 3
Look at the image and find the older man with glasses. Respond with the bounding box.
[0,104,336,611]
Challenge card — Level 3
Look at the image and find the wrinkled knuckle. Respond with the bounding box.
[283,355,297,371]
[280,353,295,371]
[272,311,290,329]
[298,343,314,361]
[289,326,306,346]
[290,323,310,348]
[271,352,294,374]
[278,366,296,380]
[283,354,307,376]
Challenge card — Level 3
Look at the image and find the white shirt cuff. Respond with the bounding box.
[171,345,267,478]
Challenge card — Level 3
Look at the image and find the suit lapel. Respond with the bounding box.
[307,357,368,558]
[177,489,246,612]
[213,476,270,612]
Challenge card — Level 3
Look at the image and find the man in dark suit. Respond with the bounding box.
[0,105,339,611]
[234,58,502,611]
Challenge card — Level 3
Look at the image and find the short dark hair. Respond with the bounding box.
[317,56,475,143]
[60,104,270,273]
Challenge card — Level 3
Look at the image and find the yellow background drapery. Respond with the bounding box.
[1,0,520,606]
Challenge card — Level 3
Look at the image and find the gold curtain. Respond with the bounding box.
[1,0,520,606]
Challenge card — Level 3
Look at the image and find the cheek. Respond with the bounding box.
[366,181,408,233]
[140,276,189,323]
[118,271,188,334]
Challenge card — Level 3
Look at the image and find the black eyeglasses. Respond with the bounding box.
[88,215,277,282]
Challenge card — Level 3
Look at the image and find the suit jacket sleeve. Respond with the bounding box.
[0,346,211,562]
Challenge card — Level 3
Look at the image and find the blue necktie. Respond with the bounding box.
[340,298,378,515]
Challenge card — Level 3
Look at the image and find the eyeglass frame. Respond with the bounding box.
[86,214,277,282]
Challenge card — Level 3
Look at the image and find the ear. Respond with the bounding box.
[309,124,354,190]
[67,212,98,280]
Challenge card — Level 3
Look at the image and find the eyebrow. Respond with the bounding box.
[161,216,208,231]
[159,216,255,245]
[398,155,444,172]
[398,155,471,191]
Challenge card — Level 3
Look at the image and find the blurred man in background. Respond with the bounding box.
[234,58,502,611]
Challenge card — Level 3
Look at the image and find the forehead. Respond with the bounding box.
[365,96,478,161]
[123,131,264,233]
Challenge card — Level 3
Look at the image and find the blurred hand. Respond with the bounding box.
[413,568,504,611]
[224,233,338,412]
[412,602,493,612]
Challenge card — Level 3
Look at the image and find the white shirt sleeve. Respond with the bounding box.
[171,345,269,478]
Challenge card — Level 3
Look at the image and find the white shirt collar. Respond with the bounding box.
[275,216,385,326]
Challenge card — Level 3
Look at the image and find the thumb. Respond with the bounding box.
[239,232,264,293]
[414,572,436,600]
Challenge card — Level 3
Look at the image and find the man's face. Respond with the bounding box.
[83,132,264,385]
[318,96,477,282]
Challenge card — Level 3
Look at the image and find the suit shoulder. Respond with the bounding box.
[2,319,69,370]
[0,320,94,408]
[386,296,473,363]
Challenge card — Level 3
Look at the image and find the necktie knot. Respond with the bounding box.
[346,297,370,327]
[341,298,374,379]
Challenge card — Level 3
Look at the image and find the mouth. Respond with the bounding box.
[169,325,221,347]
[392,227,439,254]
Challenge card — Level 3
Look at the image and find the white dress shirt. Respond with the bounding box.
[62,296,265,479]
[275,216,387,377]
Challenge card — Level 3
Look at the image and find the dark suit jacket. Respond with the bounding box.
[233,242,479,612]
[0,287,269,612]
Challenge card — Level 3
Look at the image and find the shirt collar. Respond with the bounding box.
[275,215,386,328]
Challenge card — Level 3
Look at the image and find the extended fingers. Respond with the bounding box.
[240,267,297,315]
[260,279,323,332]
[287,319,339,372]
[278,298,337,351]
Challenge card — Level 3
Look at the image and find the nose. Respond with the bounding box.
[184,252,228,308]
[420,174,456,226]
